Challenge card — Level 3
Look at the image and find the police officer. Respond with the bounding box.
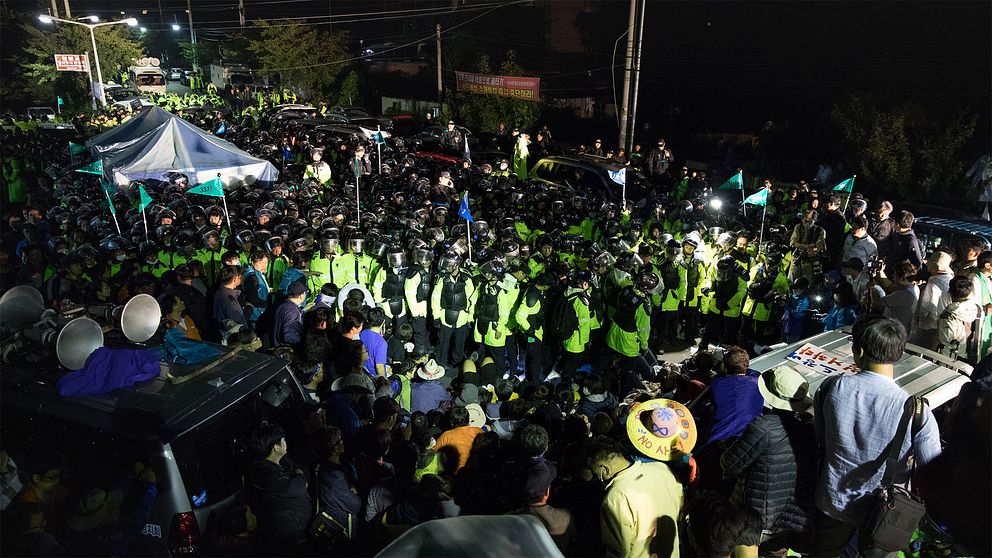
[656,239,684,348]
[332,234,374,288]
[304,148,333,187]
[556,270,596,379]
[606,270,663,393]
[196,229,224,288]
[700,256,748,349]
[372,245,409,333]
[515,271,551,382]
[440,120,463,153]
[265,236,289,288]
[308,229,338,295]
[677,234,707,343]
[473,259,520,383]
[739,251,789,350]
[431,252,476,369]
[404,246,434,354]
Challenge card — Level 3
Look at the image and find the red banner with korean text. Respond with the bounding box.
[455,71,540,101]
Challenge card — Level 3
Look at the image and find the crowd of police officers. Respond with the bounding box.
[4,104,851,389]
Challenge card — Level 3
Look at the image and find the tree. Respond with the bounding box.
[17,19,143,106]
[247,20,348,100]
[831,93,978,203]
[177,40,216,68]
[335,70,362,107]
[451,51,542,133]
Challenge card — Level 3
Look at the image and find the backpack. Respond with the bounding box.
[546,291,581,340]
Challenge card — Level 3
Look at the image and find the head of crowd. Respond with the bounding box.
[0,96,989,558]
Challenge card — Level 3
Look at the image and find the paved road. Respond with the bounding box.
[166,81,191,95]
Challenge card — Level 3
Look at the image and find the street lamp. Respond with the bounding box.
[171,23,181,31]
[37,15,139,107]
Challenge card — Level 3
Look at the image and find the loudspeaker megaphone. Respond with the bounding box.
[0,286,45,329]
[88,294,161,343]
[22,316,104,370]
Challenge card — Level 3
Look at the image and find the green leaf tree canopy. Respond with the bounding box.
[19,20,142,104]
[248,20,348,100]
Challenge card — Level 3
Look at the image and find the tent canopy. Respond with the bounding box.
[89,106,278,188]
[85,105,174,154]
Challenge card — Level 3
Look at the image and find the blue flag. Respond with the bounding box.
[214,122,226,135]
[608,167,626,186]
[282,145,292,161]
[458,192,474,223]
[372,131,385,144]
[743,187,770,207]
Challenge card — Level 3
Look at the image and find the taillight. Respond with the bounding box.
[168,511,200,555]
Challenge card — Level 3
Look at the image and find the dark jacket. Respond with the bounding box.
[273,299,303,347]
[720,411,816,533]
[885,230,924,274]
[317,460,362,535]
[577,392,619,420]
[820,209,848,266]
[247,459,312,548]
[212,285,247,333]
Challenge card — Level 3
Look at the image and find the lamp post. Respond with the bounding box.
[38,14,138,107]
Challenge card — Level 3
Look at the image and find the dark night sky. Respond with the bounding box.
[6,0,990,141]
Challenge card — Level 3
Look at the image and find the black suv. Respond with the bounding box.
[2,340,306,556]
[528,155,649,204]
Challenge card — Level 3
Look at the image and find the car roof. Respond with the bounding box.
[1,339,295,441]
[913,216,992,240]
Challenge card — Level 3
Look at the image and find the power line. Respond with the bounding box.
[252,0,531,72]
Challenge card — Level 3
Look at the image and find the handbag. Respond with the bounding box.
[308,464,353,543]
[861,395,927,552]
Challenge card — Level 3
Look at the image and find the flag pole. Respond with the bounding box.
[217,174,232,233]
[758,202,767,249]
[355,156,362,227]
[466,216,473,262]
[142,207,149,243]
[377,126,382,176]
[106,190,121,235]
[741,174,747,219]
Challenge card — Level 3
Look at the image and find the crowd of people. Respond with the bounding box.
[0,96,990,557]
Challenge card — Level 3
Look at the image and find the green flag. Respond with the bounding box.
[187,177,225,197]
[74,160,102,175]
[69,141,87,156]
[138,185,152,212]
[743,187,770,207]
[105,190,116,215]
[57,96,64,106]
[718,171,743,190]
[833,177,855,193]
[100,179,115,195]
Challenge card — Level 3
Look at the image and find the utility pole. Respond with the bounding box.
[436,24,443,107]
[617,0,636,150]
[627,0,646,153]
[49,0,59,18]
[62,0,71,19]
[328,0,332,30]
[186,0,197,71]
[238,0,245,28]
[156,0,164,25]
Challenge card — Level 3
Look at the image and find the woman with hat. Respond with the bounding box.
[719,365,817,555]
